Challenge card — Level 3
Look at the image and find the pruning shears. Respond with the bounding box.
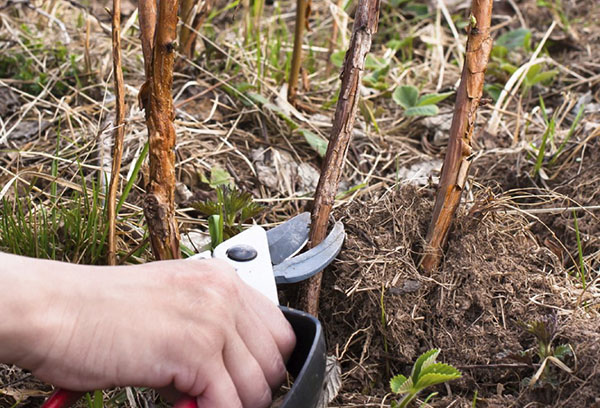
[42,213,345,408]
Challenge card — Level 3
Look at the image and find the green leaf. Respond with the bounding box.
[420,363,463,377]
[208,214,223,249]
[331,50,346,68]
[554,344,573,361]
[500,62,518,75]
[209,167,233,188]
[411,349,440,382]
[495,28,531,50]
[524,31,532,52]
[491,45,508,59]
[390,374,408,393]
[391,376,414,394]
[484,84,503,102]
[234,82,255,93]
[530,69,558,86]
[525,64,542,81]
[417,91,453,106]
[363,64,391,90]
[91,390,103,408]
[392,85,419,109]
[297,129,328,157]
[387,39,403,51]
[365,54,388,70]
[404,105,439,116]
[404,2,429,17]
[246,91,269,106]
[415,372,461,390]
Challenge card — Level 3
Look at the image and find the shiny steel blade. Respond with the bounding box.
[273,221,345,284]
[266,212,310,265]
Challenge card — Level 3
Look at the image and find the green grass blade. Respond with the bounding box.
[533,117,555,176]
[117,141,149,213]
[550,104,585,165]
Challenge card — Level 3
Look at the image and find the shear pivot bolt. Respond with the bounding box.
[226,245,258,262]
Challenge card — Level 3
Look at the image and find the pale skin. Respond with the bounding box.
[0,253,296,408]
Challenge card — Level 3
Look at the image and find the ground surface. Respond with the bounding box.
[0,0,599,407]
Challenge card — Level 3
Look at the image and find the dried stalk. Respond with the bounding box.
[325,0,344,76]
[106,0,126,265]
[139,0,181,260]
[178,0,212,60]
[288,0,311,104]
[179,0,196,53]
[420,0,494,272]
[298,0,381,316]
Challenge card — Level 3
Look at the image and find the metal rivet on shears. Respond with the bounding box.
[226,245,258,262]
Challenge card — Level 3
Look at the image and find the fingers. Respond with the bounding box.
[242,285,297,362]
[235,306,287,389]
[223,335,273,408]
[195,364,243,408]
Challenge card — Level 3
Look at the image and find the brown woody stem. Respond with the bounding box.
[297,0,381,316]
[138,0,156,79]
[420,0,494,272]
[140,0,181,260]
[106,0,126,265]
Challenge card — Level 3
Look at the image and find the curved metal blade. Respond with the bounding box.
[273,221,345,284]
[267,212,310,265]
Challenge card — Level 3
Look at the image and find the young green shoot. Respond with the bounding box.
[392,85,453,117]
[512,314,573,389]
[390,349,462,408]
[193,183,263,250]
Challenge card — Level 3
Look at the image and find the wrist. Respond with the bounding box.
[0,254,92,370]
[0,254,50,365]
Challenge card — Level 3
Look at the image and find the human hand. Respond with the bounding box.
[3,256,295,408]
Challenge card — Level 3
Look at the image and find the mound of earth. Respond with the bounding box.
[321,185,600,407]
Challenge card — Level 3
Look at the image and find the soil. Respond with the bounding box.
[320,185,600,407]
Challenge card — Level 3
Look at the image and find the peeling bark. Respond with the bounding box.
[139,0,181,260]
[420,0,493,273]
[107,0,127,265]
[298,0,381,316]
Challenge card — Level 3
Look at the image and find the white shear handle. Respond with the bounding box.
[189,226,279,305]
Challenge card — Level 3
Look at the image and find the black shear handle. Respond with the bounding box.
[279,306,326,408]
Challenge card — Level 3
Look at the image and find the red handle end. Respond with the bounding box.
[173,396,197,408]
[42,389,86,408]
[42,388,196,408]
